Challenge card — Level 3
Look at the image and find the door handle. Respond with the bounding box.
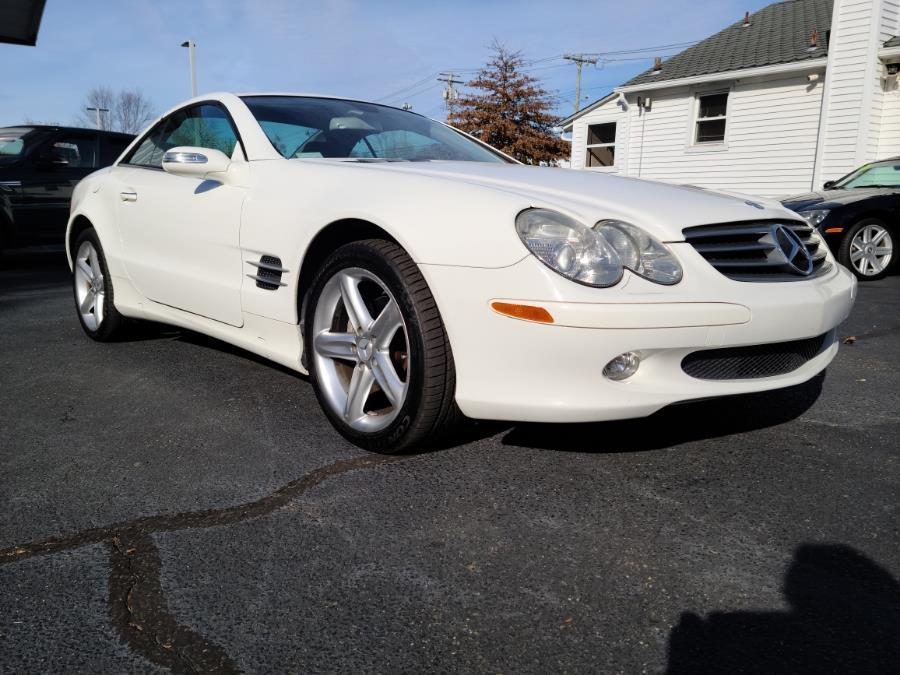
[119,190,137,202]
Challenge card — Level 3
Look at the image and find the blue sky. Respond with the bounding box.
[2,0,775,128]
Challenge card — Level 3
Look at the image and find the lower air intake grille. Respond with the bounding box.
[683,220,830,281]
[682,333,828,380]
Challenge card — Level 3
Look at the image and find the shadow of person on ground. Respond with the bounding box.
[501,372,825,453]
[667,543,900,674]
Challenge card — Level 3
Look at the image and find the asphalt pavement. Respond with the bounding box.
[1,251,898,673]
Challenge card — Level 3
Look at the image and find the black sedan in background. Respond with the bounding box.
[0,125,133,256]
[782,159,898,280]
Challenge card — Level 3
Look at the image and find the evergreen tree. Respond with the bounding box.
[449,43,568,164]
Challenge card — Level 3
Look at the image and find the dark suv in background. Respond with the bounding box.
[0,126,134,255]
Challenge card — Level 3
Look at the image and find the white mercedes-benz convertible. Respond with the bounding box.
[67,93,857,451]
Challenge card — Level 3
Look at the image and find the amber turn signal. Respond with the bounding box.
[824,227,844,234]
[491,302,554,324]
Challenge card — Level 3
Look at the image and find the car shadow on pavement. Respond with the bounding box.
[500,372,825,453]
[117,321,830,454]
[0,249,70,293]
[666,543,900,674]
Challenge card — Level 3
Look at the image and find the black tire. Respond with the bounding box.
[303,239,460,453]
[837,218,895,281]
[72,228,128,341]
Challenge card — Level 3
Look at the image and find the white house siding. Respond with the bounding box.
[878,79,900,157]
[571,70,826,197]
[817,0,885,184]
[881,0,900,39]
[876,0,900,158]
[568,0,900,196]
[570,99,626,171]
[628,73,826,197]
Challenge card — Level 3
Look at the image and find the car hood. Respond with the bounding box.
[342,161,797,241]
[781,187,898,211]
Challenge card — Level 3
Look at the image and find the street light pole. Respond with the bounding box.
[86,106,109,130]
[181,40,197,97]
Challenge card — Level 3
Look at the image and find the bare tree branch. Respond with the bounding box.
[76,86,116,130]
[75,86,155,134]
[115,90,155,135]
[24,117,61,126]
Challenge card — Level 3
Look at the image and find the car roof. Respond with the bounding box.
[234,92,424,115]
[0,124,134,138]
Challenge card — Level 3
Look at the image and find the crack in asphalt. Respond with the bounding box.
[1,453,401,672]
[109,532,239,674]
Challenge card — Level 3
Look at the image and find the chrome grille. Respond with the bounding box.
[682,333,828,380]
[683,220,830,281]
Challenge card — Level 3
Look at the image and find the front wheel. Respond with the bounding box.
[72,228,128,341]
[304,239,459,453]
[838,218,894,280]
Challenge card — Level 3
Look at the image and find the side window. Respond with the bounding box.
[46,133,98,168]
[162,104,239,156]
[121,104,240,169]
[585,123,616,167]
[695,92,728,144]
[100,135,133,166]
[122,117,173,168]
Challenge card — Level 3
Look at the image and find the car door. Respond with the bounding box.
[114,104,246,327]
[20,130,99,243]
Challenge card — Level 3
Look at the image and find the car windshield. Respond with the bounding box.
[834,161,900,189]
[0,127,38,166]
[241,96,510,163]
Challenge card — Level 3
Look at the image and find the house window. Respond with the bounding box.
[585,122,615,167]
[695,92,728,143]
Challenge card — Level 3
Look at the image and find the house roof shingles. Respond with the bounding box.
[622,0,833,88]
[885,35,900,47]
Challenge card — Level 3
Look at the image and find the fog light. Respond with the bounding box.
[603,352,641,380]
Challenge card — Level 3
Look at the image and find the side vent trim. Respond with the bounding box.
[247,255,287,290]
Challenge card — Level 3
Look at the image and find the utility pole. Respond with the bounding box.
[181,40,197,97]
[86,106,109,130]
[563,53,599,115]
[438,72,462,118]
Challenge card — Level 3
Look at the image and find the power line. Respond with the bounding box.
[562,54,599,115]
[381,81,442,105]
[374,38,703,116]
[437,72,463,117]
[374,73,440,103]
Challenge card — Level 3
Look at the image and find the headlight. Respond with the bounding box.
[595,220,683,285]
[516,209,623,287]
[797,209,830,227]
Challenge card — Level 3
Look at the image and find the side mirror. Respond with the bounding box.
[823,180,836,190]
[162,146,231,181]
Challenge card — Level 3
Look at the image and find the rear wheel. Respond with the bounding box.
[72,228,127,341]
[839,218,894,280]
[304,239,459,452]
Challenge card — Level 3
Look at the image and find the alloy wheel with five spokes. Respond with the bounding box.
[311,267,410,433]
[304,239,459,452]
[74,240,106,331]
[71,228,127,340]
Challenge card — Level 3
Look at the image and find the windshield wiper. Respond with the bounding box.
[850,184,898,189]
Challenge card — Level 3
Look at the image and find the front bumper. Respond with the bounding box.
[420,245,857,423]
